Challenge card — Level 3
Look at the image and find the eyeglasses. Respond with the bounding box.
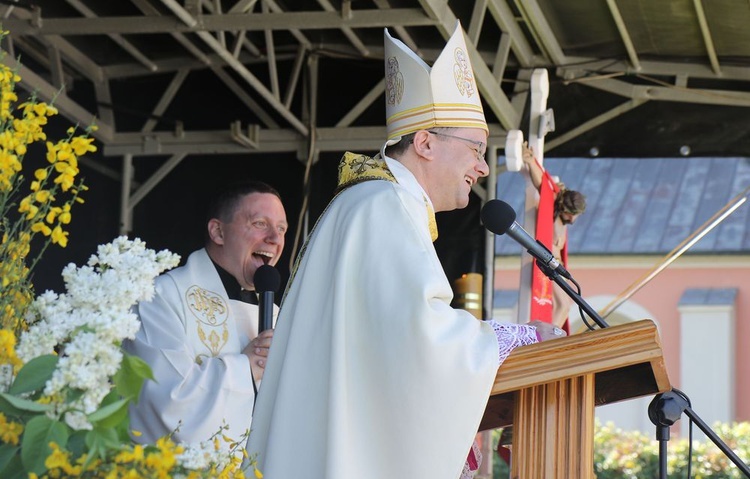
[428,131,486,162]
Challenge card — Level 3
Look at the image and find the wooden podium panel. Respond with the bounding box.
[479,320,671,479]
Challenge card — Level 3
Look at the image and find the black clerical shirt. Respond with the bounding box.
[211,260,258,305]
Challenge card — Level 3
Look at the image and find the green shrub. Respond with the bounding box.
[491,420,750,478]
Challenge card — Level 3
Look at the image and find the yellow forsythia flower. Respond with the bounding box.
[50,225,68,247]
[0,412,24,445]
[31,222,52,236]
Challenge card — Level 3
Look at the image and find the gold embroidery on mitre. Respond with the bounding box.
[453,47,476,98]
[187,285,229,358]
[337,152,396,191]
[385,56,404,106]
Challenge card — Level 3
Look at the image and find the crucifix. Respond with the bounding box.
[504,68,556,324]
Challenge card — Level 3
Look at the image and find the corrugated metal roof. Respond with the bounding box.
[679,288,738,306]
[493,157,750,256]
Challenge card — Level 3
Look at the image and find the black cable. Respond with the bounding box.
[674,388,694,477]
[568,275,596,331]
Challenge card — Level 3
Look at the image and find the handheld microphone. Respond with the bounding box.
[480,199,572,280]
[253,264,281,332]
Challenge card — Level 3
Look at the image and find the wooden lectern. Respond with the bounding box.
[480,320,671,479]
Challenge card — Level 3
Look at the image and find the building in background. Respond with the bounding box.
[491,156,750,439]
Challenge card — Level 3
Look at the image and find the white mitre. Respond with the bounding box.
[382,21,487,148]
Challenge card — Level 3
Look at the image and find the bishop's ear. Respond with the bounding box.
[411,130,437,160]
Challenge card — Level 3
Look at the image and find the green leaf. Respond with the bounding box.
[66,430,88,458]
[8,355,58,395]
[0,444,19,473]
[85,427,119,451]
[0,453,24,479]
[20,415,69,475]
[0,395,25,417]
[113,353,154,401]
[87,397,129,428]
[80,427,119,470]
[65,387,85,403]
[0,393,52,414]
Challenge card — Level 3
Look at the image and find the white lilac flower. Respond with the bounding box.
[16,236,180,428]
[64,410,93,431]
[177,440,237,470]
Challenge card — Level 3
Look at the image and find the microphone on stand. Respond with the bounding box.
[480,199,572,280]
[481,198,610,330]
[253,264,281,332]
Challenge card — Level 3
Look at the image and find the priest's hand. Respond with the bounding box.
[528,319,567,342]
[243,328,274,380]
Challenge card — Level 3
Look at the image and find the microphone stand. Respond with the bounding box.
[535,261,750,478]
[534,261,610,329]
[648,390,750,478]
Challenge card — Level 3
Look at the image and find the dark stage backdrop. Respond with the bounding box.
[30,142,485,305]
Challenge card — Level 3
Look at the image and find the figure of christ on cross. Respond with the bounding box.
[522,142,587,331]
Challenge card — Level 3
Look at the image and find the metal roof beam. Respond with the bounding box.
[544,98,647,152]
[335,79,385,128]
[129,0,280,131]
[373,0,421,55]
[466,0,488,46]
[159,0,308,136]
[3,10,437,35]
[558,58,750,82]
[65,0,158,72]
[228,0,259,14]
[104,125,511,157]
[141,69,190,133]
[210,66,280,129]
[692,0,721,75]
[486,0,537,66]
[263,0,313,50]
[8,9,106,83]
[100,50,296,79]
[577,77,750,107]
[262,1,281,100]
[514,0,566,65]
[130,0,214,65]
[604,0,641,71]
[318,0,369,57]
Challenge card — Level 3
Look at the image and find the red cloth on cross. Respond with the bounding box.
[529,162,561,326]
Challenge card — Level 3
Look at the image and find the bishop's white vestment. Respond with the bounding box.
[123,248,276,446]
[247,153,536,478]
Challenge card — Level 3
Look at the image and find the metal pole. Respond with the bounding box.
[483,146,498,319]
[599,186,749,319]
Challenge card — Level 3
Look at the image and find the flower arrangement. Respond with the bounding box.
[0,53,92,335]
[0,35,262,478]
[1,236,261,478]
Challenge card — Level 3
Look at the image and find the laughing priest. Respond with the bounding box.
[246,22,564,479]
[124,181,287,449]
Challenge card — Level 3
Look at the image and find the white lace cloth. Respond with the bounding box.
[460,440,483,479]
[459,321,538,478]
[488,320,538,364]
